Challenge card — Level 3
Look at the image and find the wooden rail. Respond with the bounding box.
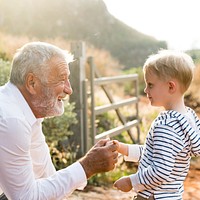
[88,56,140,145]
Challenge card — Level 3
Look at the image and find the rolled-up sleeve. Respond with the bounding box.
[124,144,143,162]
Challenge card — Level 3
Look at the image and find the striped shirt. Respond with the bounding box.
[126,108,200,200]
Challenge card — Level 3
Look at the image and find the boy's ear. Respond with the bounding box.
[168,81,176,94]
[25,73,37,94]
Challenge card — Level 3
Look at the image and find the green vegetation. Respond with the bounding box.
[43,103,78,170]
[88,159,138,186]
[187,49,200,64]
[0,59,11,86]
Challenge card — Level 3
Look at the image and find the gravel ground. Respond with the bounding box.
[68,167,200,200]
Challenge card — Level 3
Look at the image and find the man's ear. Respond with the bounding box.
[168,81,176,94]
[25,73,37,94]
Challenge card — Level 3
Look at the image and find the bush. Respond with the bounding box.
[0,58,11,86]
[42,102,78,170]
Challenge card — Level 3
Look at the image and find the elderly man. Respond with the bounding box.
[0,42,118,200]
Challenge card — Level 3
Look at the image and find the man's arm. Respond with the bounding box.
[0,118,118,199]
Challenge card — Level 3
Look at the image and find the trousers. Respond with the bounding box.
[0,194,8,200]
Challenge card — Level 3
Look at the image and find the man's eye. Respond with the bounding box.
[60,79,68,84]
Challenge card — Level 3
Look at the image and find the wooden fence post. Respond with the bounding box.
[69,42,87,157]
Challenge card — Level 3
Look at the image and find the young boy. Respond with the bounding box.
[113,50,200,200]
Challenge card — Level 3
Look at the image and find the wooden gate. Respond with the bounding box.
[69,42,140,156]
[88,57,140,146]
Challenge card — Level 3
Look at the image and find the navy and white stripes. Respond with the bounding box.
[135,108,200,200]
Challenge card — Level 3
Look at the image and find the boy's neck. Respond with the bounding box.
[164,96,187,114]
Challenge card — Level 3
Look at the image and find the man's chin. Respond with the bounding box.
[45,106,64,118]
[52,109,64,117]
[45,111,64,118]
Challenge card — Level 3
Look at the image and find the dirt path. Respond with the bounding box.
[183,166,200,200]
[68,167,200,200]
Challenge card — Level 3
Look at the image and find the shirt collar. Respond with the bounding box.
[7,82,40,126]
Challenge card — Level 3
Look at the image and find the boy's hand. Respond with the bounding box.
[114,176,132,192]
[106,140,128,156]
[105,139,120,150]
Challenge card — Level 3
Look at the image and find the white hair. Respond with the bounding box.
[10,41,73,85]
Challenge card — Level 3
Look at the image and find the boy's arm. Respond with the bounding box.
[110,140,143,162]
[117,142,129,155]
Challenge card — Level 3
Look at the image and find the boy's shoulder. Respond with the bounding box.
[154,107,196,127]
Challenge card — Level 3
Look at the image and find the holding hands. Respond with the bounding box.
[79,138,119,178]
[107,140,133,192]
[80,138,133,192]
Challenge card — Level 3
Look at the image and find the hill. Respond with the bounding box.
[0,0,167,69]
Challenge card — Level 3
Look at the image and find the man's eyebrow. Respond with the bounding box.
[58,74,70,80]
[59,73,67,77]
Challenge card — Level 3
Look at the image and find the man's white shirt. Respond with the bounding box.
[0,82,87,200]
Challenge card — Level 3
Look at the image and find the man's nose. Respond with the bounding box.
[64,81,73,95]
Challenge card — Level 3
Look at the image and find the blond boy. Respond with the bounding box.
[114,50,200,200]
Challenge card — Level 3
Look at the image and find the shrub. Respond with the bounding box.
[42,102,78,170]
[0,59,11,86]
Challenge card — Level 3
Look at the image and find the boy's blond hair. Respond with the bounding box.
[143,49,195,93]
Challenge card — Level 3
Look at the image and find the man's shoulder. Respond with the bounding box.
[0,100,24,120]
[0,85,24,120]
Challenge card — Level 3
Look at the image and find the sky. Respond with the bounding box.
[103,0,200,50]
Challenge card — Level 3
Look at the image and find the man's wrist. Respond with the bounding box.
[79,157,93,179]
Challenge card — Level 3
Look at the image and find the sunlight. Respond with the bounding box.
[103,0,200,50]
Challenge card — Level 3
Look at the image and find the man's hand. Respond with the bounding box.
[114,176,132,192]
[79,139,118,178]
